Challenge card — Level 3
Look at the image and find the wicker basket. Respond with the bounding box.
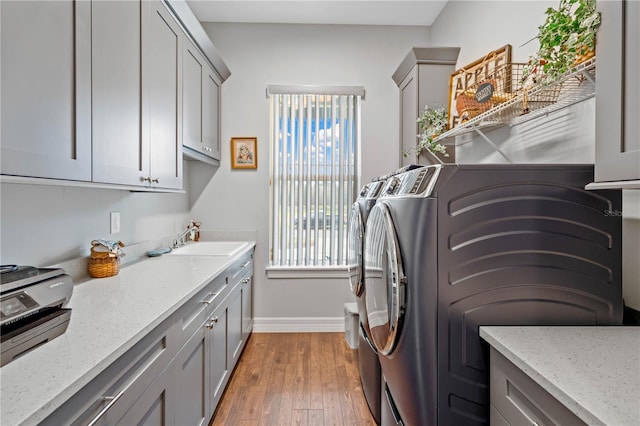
[88,240,124,278]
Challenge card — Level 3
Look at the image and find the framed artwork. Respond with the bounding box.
[447,45,512,130]
[230,137,258,169]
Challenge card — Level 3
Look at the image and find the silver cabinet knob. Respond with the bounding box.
[151,177,159,184]
[141,176,151,183]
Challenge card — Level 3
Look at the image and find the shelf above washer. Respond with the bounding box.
[435,57,596,162]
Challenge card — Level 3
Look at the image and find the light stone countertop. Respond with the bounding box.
[480,326,640,426]
[0,242,255,426]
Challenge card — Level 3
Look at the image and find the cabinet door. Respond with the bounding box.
[174,326,209,426]
[595,0,640,183]
[143,0,183,189]
[118,362,176,426]
[203,66,222,160]
[92,0,147,186]
[241,275,253,339]
[399,66,419,167]
[227,286,243,366]
[1,0,91,180]
[183,41,205,154]
[208,307,228,410]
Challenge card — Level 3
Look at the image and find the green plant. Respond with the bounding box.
[523,0,599,83]
[403,104,449,159]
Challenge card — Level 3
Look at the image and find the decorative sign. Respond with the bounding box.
[448,45,512,129]
[475,82,495,103]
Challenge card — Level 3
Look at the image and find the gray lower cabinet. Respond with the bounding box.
[489,347,586,426]
[208,302,230,411]
[183,39,222,161]
[242,273,254,341]
[41,316,177,426]
[593,0,640,186]
[118,362,176,425]
[44,250,254,425]
[175,325,209,426]
[392,48,460,167]
[0,0,92,181]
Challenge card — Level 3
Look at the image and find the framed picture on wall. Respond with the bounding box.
[231,137,258,169]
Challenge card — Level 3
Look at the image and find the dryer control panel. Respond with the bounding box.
[381,166,441,197]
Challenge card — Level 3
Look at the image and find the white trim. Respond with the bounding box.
[253,316,344,332]
[265,265,355,279]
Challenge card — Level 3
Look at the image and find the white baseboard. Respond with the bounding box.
[253,317,344,332]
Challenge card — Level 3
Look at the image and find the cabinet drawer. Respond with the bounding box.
[489,348,586,426]
[43,317,176,426]
[174,274,227,349]
[226,252,253,285]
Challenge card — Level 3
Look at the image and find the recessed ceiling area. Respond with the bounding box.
[186,1,449,26]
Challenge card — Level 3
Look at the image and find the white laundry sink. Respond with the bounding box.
[166,241,249,257]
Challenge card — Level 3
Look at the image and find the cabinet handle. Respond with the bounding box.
[205,316,219,329]
[141,176,151,183]
[201,292,219,305]
[242,278,250,284]
[151,177,159,184]
[87,390,125,426]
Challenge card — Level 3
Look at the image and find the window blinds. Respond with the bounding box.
[268,86,362,267]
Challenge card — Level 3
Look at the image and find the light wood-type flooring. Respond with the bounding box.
[210,332,377,426]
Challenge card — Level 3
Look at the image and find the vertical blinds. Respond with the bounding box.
[268,86,362,267]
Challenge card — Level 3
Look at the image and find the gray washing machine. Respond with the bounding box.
[364,164,623,426]
[347,179,386,424]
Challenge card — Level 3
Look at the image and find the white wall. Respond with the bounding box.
[430,0,640,311]
[0,171,191,268]
[190,23,430,322]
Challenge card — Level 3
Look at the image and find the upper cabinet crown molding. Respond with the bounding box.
[164,0,231,82]
[392,47,461,86]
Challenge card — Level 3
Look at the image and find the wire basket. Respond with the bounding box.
[454,63,563,122]
[88,240,125,278]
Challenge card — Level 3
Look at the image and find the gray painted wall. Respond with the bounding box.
[191,23,431,321]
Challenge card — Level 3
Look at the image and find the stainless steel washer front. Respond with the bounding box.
[364,201,406,356]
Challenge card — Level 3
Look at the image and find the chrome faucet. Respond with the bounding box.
[172,220,201,248]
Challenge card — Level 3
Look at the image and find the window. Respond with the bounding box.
[268,85,363,269]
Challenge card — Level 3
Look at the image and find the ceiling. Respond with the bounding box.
[186,1,449,27]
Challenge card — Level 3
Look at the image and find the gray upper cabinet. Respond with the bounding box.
[91,0,145,186]
[143,0,183,189]
[93,0,182,190]
[393,48,460,167]
[183,39,222,161]
[1,0,92,181]
[592,0,640,188]
[203,65,222,160]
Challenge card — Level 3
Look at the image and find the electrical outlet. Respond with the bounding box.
[110,212,121,234]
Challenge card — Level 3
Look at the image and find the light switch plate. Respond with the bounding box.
[110,212,121,234]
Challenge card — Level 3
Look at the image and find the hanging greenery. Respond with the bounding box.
[523,0,600,84]
[404,104,449,159]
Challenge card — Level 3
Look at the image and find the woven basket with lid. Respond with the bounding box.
[88,240,125,278]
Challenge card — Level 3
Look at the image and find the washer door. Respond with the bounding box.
[364,202,406,356]
[347,202,365,296]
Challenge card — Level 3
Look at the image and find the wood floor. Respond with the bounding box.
[210,332,377,426]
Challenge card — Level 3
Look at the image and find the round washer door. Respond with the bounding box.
[364,202,406,356]
[347,202,365,296]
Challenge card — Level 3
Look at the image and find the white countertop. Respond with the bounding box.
[0,242,255,426]
[480,326,640,426]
